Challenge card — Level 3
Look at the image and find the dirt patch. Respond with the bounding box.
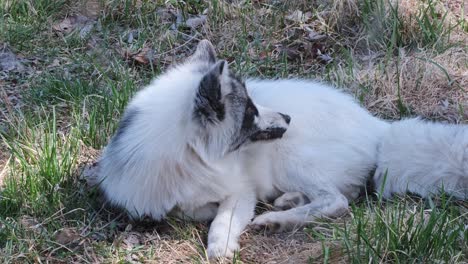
[240,231,346,264]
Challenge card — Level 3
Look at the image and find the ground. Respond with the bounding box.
[0,0,467,263]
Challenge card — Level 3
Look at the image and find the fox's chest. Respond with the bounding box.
[242,146,283,202]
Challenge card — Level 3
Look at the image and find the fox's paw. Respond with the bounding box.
[251,212,289,233]
[207,238,239,259]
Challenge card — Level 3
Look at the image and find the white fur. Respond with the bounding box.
[245,79,389,228]
[374,118,468,199]
[98,59,258,258]
[97,41,467,259]
[98,74,388,257]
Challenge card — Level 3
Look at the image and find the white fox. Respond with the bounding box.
[95,40,468,258]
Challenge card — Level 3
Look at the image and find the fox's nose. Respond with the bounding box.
[279,113,291,124]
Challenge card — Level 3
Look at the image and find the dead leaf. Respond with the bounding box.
[125,224,133,232]
[81,162,99,186]
[54,228,81,245]
[123,46,154,65]
[156,8,177,23]
[161,55,175,65]
[440,99,450,110]
[274,44,303,61]
[123,30,140,44]
[80,23,94,38]
[133,47,152,64]
[258,51,268,60]
[306,30,327,42]
[317,50,333,64]
[123,232,141,250]
[19,216,46,234]
[0,46,25,72]
[47,59,60,68]
[53,15,94,38]
[285,10,312,23]
[185,15,207,29]
[20,216,40,229]
[53,15,86,33]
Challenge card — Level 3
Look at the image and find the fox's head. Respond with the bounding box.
[97,40,290,220]
[188,40,290,157]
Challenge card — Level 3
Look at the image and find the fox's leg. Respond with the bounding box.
[207,191,256,258]
[273,192,310,210]
[251,188,348,232]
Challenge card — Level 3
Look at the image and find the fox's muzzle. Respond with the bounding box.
[250,127,288,141]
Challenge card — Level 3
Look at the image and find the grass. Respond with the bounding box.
[339,196,467,263]
[0,0,467,263]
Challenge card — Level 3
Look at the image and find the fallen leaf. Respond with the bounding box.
[53,15,89,33]
[123,46,154,65]
[156,8,177,23]
[123,232,141,250]
[133,47,153,64]
[125,224,133,232]
[19,216,46,234]
[47,59,60,68]
[0,46,25,72]
[440,99,450,110]
[54,228,80,245]
[20,216,40,228]
[124,30,140,44]
[285,10,312,23]
[162,55,174,65]
[317,50,333,64]
[80,23,94,39]
[274,43,305,61]
[53,15,95,38]
[80,162,99,186]
[306,30,327,42]
[185,15,207,29]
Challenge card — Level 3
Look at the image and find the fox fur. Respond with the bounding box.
[96,40,468,258]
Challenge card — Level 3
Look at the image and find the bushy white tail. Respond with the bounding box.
[374,118,468,200]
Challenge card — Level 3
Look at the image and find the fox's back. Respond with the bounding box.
[245,79,389,197]
[246,79,388,143]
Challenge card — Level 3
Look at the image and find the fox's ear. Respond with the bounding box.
[191,39,217,64]
[193,60,228,124]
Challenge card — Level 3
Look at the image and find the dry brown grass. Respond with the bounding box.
[356,47,467,122]
[239,231,346,264]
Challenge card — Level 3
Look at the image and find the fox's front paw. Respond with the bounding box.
[251,212,279,232]
[207,239,239,259]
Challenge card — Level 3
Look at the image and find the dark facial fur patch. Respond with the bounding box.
[240,98,287,143]
[241,98,259,130]
[228,96,261,151]
[250,127,287,141]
